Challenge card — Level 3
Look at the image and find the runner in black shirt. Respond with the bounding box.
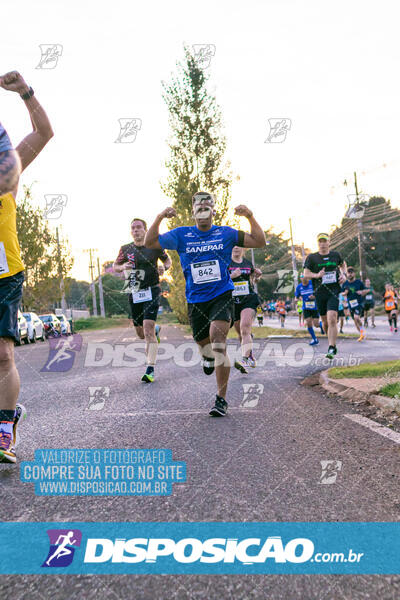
[303,233,347,359]
[114,217,171,382]
[229,246,262,372]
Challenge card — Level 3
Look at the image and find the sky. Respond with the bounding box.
[1,0,400,281]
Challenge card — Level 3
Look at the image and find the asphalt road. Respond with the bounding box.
[1,319,399,599]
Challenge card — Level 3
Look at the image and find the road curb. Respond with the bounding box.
[319,370,400,415]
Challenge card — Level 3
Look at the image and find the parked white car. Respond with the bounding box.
[58,314,72,335]
[15,311,29,346]
[23,312,46,343]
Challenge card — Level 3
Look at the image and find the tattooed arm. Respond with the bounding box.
[0,148,21,196]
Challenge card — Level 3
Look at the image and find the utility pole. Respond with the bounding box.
[97,257,106,318]
[84,248,98,316]
[289,218,298,289]
[56,227,67,314]
[353,171,367,280]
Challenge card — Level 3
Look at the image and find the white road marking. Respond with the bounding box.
[344,413,400,445]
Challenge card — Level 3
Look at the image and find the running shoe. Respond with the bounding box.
[339,329,343,334]
[357,332,366,342]
[234,359,248,374]
[155,325,161,343]
[247,353,257,368]
[141,372,154,383]
[309,339,319,346]
[325,345,336,359]
[13,403,27,448]
[0,431,16,463]
[201,357,215,375]
[395,328,398,333]
[209,396,228,417]
[390,326,393,332]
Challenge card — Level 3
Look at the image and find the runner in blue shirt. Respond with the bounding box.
[341,267,369,342]
[145,191,266,417]
[295,274,324,345]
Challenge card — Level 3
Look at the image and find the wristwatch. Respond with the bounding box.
[20,87,34,101]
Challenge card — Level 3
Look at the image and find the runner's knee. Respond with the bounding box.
[0,339,14,365]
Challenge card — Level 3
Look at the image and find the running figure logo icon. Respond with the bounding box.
[88,387,110,411]
[241,384,264,407]
[275,270,294,294]
[345,194,369,219]
[115,118,142,143]
[192,44,216,69]
[121,268,145,294]
[319,460,342,484]
[40,334,83,373]
[42,529,82,567]
[43,194,68,219]
[36,44,63,69]
[265,118,292,143]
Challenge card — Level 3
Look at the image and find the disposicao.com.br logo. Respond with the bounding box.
[83,536,363,566]
[2,522,394,574]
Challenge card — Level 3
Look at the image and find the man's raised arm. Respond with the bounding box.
[0,71,54,174]
[144,207,176,249]
[234,205,266,248]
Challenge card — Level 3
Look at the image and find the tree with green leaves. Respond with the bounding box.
[16,184,73,311]
[331,196,400,269]
[86,272,130,317]
[161,46,234,322]
[65,278,90,309]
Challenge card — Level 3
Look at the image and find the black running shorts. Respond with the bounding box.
[303,309,319,319]
[350,305,363,318]
[0,271,24,342]
[233,293,259,322]
[315,288,339,316]
[129,287,160,327]
[188,290,233,342]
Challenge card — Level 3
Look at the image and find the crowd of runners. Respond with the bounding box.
[0,71,399,463]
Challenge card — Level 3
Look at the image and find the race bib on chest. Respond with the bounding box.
[322,271,337,284]
[233,281,249,296]
[366,294,372,301]
[191,260,221,284]
[305,301,316,309]
[349,299,358,308]
[0,242,10,275]
[386,300,395,309]
[132,287,152,304]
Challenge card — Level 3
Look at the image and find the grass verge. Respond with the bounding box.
[329,360,400,380]
[73,316,131,331]
[379,382,400,398]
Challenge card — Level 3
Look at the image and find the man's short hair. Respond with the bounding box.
[192,191,215,205]
[131,218,147,230]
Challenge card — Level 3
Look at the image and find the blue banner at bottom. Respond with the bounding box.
[0,522,398,574]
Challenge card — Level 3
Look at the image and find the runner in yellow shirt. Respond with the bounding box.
[0,71,54,463]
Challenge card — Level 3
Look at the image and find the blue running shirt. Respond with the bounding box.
[295,281,317,310]
[159,225,244,303]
